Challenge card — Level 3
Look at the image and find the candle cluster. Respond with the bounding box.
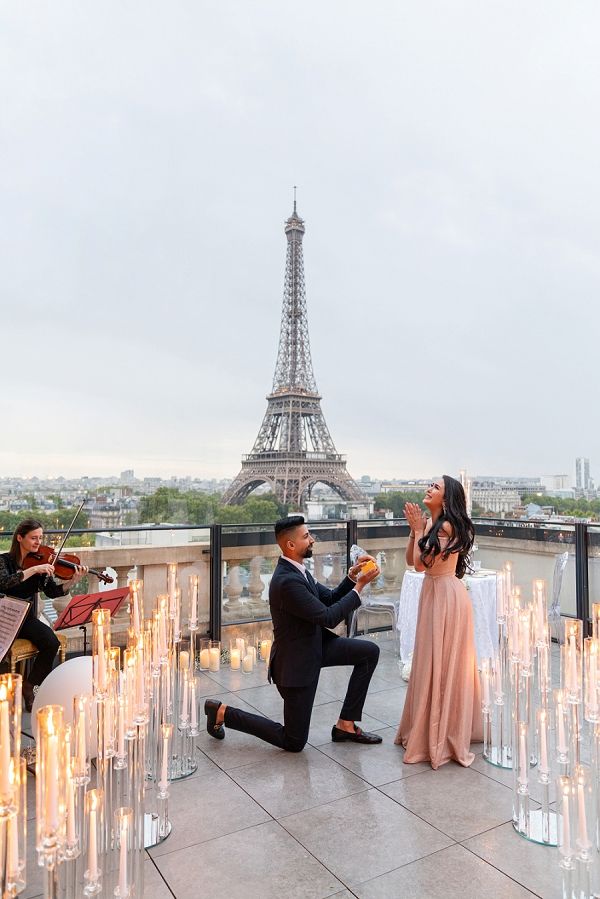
[481,565,555,844]
[556,607,600,898]
[227,633,272,674]
[0,674,26,898]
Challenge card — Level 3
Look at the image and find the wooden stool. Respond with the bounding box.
[9,635,67,675]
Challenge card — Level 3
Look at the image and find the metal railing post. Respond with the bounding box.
[575,522,590,633]
[209,524,222,641]
[346,519,358,569]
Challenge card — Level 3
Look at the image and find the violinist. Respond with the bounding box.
[0,518,87,711]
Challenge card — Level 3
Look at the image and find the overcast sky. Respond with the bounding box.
[1,2,599,484]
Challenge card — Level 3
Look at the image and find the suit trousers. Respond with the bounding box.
[17,616,61,686]
[224,636,379,753]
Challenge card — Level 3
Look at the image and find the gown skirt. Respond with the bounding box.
[395,572,483,769]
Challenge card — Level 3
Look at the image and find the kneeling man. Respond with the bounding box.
[205,515,382,751]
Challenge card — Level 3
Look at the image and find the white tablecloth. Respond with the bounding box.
[397,569,498,664]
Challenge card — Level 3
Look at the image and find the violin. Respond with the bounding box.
[23,544,114,585]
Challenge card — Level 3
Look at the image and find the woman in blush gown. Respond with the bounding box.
[395,475,482,769]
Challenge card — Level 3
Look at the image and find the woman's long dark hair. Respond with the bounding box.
[9,518,44,565]
[418,475,475,579]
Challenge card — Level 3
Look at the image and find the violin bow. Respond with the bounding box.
[52,499,86,562]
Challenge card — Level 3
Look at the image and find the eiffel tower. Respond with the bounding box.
[223,197,365,509]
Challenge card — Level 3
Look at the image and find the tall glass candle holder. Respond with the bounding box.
[36,705,66,863]
[92,608,112,700]
[584,638,600,723]
[114,807,133,899]
[562,618,583,705]
[259,633,272,663]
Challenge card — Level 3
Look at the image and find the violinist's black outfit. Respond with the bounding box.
[0,552,64,687]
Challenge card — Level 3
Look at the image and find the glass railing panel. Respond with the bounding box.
[587,526,600,622]
[219,521,349,639]
[473,519,577,620]
[356,519,410,598]
[221,523,279,630]
[40,526,212,640]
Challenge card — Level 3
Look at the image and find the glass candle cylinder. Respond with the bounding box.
[259,635,273,663]
[72,694,91,785]
[189,574,199,630]
[584,637,600,722]
[114,806,134,898]
[209,641,221,672]
[167,564,178,609]
[189,676,198,736]
[84,788,103,896]
[36,705,66,858]
[199,639,210,671]
[242,651,254,673]
[92,608,112,699]
[129,579,143,636]
[0,673,21,816]
[558,775,574,865]
[562,619,582,705]
[158,723,173,797]
[229,640,241,670]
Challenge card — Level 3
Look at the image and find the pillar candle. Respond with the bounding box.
[179,650,189,670]
[209,647,220,672]
[260,640,272,661]
[230,649,241,669]
[242,653,253,673]
[236,638,245,656]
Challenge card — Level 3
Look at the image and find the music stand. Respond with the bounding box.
[54,587,130,655]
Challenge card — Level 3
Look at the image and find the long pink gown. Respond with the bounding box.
[395,535,483,769]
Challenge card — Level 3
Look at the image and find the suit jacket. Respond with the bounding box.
[267,557,361,688]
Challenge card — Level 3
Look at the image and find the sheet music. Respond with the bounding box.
[0,596,30,663]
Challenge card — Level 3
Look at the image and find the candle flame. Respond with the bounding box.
[0,683,7,701]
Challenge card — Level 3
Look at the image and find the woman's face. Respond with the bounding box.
[424,480,445,514]
[16,527,43,559]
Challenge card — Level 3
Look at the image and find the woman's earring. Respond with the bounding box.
[442,503,447,514]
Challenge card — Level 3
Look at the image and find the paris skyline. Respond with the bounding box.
[3,3,600,482]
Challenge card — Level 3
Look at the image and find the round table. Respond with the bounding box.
[397,569,498,664]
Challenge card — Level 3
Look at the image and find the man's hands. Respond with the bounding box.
[349,555,380,592]
[404,502,427,536]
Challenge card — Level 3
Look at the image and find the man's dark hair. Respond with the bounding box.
[274,515,305,540]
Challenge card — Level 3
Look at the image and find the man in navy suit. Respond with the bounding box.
[205,515,383,751]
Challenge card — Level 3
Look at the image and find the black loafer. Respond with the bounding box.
[205,699,225,740]
[331,724,382,744]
